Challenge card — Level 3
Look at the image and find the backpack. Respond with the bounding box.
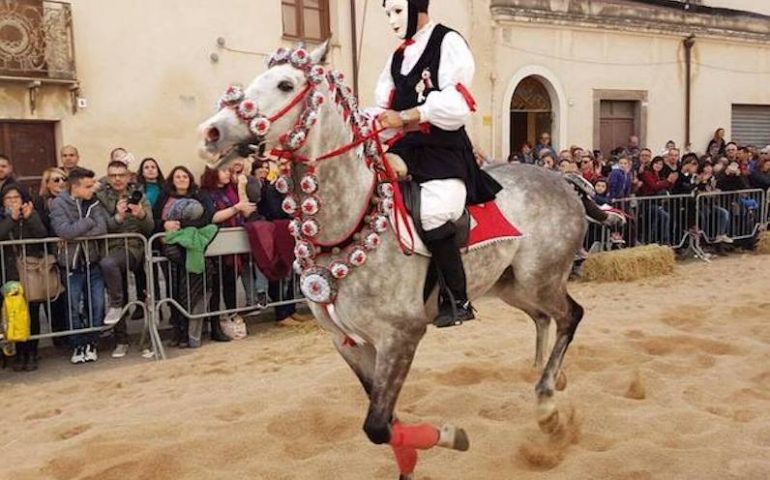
[1,282,31,343]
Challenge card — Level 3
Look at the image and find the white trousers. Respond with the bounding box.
[420,179,467,231]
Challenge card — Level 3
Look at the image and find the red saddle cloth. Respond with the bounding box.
[466,202,523,249]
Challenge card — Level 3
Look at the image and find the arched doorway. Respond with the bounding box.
[510,76,553,157]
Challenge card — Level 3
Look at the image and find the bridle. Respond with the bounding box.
[216,46,413,316]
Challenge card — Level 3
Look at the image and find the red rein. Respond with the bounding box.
[270,122,416,254]
[267,84,314,122]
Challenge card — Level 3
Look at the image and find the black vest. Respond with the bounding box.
[388,24,501,205]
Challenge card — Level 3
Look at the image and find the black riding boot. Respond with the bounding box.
[424,224,475,328]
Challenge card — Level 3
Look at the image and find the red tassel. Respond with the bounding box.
[455,83,477,112]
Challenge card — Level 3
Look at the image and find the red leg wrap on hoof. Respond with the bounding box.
[389,421,440,450]
[391,446,418,475]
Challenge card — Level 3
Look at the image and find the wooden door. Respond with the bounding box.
[599,118,634,158]
[599,100,636,157]
[0,121,58,193]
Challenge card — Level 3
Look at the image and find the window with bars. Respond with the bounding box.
[281,0,330,42]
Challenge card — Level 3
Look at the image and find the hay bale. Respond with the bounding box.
[756,231,770,255]
[581,245,675,283]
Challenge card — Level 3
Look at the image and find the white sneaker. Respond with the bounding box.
[112,344,129,358]
[104,307,123,326]
[84,344,98,362]
[141,348,155,360]
[70,346,86,364]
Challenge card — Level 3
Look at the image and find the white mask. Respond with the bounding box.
[384,0,409,40]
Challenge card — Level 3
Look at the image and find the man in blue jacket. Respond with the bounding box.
[50,167,109,365]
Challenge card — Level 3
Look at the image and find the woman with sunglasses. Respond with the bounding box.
[33,167,70,345]
[35,168,68,232]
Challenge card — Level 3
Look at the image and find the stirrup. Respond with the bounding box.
[433,301,475,328]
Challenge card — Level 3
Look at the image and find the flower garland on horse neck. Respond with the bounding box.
[216,46,411,337]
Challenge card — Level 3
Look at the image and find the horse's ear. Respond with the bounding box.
[310,39,331,65]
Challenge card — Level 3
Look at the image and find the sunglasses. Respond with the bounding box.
[50,177,67,183]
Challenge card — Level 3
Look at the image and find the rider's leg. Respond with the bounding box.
[420,180,473,327]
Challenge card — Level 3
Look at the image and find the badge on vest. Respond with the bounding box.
[416,68,434,103]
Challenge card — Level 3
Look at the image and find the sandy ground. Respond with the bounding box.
[2,254,770,480]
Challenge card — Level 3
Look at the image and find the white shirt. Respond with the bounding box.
[373,22,476,131]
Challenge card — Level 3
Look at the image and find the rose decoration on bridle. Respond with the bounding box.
[217,46,398,306]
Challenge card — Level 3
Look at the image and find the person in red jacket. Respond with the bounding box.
[639,156,677,196]
[637,156,673,244]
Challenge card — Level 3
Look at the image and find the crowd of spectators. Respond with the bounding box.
[0,146,305,373]
[2,128,769,373]
[506,129,770,248]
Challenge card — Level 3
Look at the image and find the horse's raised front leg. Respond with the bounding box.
[535,295,584,433]
[362,327,468,480]
[333,335,377,397]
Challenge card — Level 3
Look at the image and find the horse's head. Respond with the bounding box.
[198,41,331,170]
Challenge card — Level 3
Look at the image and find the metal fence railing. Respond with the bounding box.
[0,233,158,355]
[1,228,306,363]
[765,188,770,228]
[608,193,698,250]
[584,189,769,254]
[696,189,765,244]
[146,227,305,360]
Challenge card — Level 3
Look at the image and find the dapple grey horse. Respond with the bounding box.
[198,41,591,479]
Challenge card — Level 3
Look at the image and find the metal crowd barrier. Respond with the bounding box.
[1,228,306,362]
[0,233,158,354]
[583,218,610,253]
[763,188,770,230]
[581,189,768,256]
[146,227,305,360]
[695,189,766,244]
[608,193,697,250]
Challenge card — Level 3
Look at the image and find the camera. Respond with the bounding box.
[127,190,143,206]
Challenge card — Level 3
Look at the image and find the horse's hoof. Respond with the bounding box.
[555,370,567,391]
[399,475,413,480]
[437,424,470,452]
[537,401,560,434]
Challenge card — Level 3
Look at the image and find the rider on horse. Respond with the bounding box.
[376,0,501,328]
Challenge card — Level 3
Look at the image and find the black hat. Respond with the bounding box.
[410,0,429,13]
